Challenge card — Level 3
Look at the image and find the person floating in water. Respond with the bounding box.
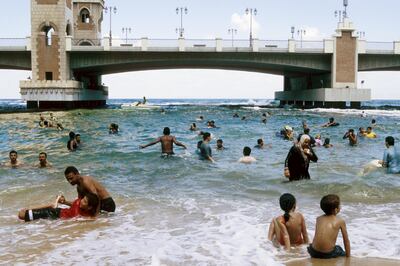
[280,126,294,141]
[380,136,400,174]
[322,117,340,127]
[268,193,309,250]
[307,194,350,259]
[284,135,318,181]
[35,152,52,168]
[238,146,256,164]
[140,127,187,156]
[254,138,265,149]
[64,166,116,213]
[4,150,24,168]
[189,123,197,131]
[358,127,367,137]
[18,193,99,222]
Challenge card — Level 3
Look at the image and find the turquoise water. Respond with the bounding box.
[0,101,400,265]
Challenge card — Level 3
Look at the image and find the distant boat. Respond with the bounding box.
[120,102,161,109]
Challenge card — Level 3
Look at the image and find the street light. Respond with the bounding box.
[290,26,295,39]
[334,10,343,23]
[104,6,117,46]
[245,8,257,48]
[122,27,132,44]
[297,29,306,48]
[228,28,237,47]
[335,0,349,22]
[176,7,188,38]
[357,31,366,39]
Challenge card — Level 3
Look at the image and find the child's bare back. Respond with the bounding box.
[308,194,350,259]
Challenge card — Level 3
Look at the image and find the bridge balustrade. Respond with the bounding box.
[365,41,394,54]
[294,40,324,52]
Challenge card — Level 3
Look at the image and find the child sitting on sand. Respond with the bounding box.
[308,194,350,258]
[268,193,309,250]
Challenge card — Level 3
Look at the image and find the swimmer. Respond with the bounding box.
[18,193,99,222]
[75,134,82,147]
[196,115,204,121]
[322,117,340,127]
[190,123,197,131]
[140,127,187,155]
[360,111,367,118]
[241,116,246,121]
[4,150,24,168]
[233,113,239,118]
[238,146,256,164]
[380,136,400,174]
[365,127,377,138]
[323,138,333,148]
[254,138,265,149]
[64,166,116,212]
[314,134,322,146]
[199,132,214,162]
[34,152,52,168]
[358,127,367,137]
[67,131,78,151]
[268,193,309,250]
[207,120,217,128]
[343,129,357,146]
[262,118,267,124]
[109,123,119,134]
[216,139,225,150]
[280,126,294,141]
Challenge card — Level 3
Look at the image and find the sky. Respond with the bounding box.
[1,0,400,99]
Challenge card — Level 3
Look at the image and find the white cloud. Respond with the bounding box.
[231,13,261,37]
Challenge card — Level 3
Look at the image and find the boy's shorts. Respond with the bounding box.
[24,207,61,222]
[307,244,346,259]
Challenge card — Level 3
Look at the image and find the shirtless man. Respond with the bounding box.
[64,166,116,212]
[140,127,187,155]
[4,150,23,168]
[35,152,52,168]
[238,146,257,164]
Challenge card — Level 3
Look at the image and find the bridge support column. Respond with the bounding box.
[21,0,108,110]
[275,18,370,108]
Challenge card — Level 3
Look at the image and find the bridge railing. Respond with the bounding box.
[259,39,288,51]
[365,41,394,54]
[0,38,27,47]
[294,40,324,51]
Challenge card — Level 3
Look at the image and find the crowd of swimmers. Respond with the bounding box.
[9,109,400,261]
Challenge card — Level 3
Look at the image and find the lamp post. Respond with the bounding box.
[357,31,366,39]
[176,7,188,38]
[122,27,132,44]
[245,8,257,48]
[297,29,306,48]
[228,28,237,47]
[334,10,342,23]
[104,6,117,46]
[335,0,349,22]
[290,26,295,39]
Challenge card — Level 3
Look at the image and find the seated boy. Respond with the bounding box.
[308,194,350,259]
[238,146,256,164]
[18,193,99,222]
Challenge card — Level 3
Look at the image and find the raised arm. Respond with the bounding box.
[173,137,187,149]
[340,219,351,257]
[140,137,161,149]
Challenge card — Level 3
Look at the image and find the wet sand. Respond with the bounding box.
[286,257,400,266]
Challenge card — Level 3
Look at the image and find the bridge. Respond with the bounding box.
[1,0,400,109]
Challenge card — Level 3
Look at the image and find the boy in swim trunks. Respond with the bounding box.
[18,193,99,222]
[308,194,350,259]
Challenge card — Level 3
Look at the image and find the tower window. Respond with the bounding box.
[42,26,55,46]
[45,72,53,80]
[80,8,90,23]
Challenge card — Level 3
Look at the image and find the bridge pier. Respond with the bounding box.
[276,18,371,108]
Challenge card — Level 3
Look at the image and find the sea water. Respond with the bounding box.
[0,99,399,265]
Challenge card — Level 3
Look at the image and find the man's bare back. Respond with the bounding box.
[77,175,110,200]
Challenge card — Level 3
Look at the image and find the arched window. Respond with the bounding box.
[79,41,93,46]
[80,8,90,23]
[42,26,55,46]
[66,23,72,36]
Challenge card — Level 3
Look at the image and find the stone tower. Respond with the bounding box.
[20,0,107,109]
[73,0,104,46]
